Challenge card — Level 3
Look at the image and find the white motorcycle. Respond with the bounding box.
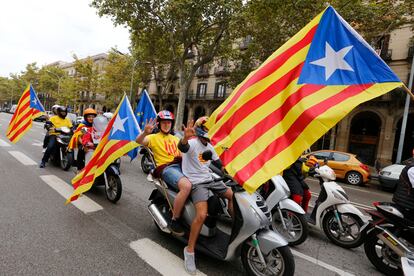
[262,176,308,246]
[307,165,370,248]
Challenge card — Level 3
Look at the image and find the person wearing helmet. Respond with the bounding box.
[282,155,318,213]
[178,117,234,274]
[136,110,191,236]
[42,104,61,151]
[40,106,73,168]
[68,108,98,170]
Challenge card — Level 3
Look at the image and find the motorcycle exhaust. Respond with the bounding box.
[376,226,411,257]
[148,204,171,234]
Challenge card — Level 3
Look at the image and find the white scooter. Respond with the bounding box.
[307,165,370,248]
[262,176,308,246]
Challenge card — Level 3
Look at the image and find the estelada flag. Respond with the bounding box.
[206,6,403,193]
[6,84,45,143]
[66,95,140,203]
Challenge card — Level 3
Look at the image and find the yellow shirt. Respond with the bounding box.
[147,132,180,166]
[49,116,73,135]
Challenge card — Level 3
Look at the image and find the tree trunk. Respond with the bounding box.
[175,69,195,130]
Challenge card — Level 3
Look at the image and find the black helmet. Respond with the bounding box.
[57,106,67,119]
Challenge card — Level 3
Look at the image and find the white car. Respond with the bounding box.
[378,160,414,191]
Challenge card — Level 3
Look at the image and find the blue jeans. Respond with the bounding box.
[162,164,185,189]
[42,135,57,163]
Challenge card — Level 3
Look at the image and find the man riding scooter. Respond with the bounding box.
[135,110,192,236]
[42,104,60,153]
[178,117,234,275]
[40,106,72,168]
[282,155,318,212]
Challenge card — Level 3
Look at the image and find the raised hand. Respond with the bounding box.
[183,120,195,140]
[143,118,157,134]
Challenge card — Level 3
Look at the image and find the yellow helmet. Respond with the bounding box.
[83,108,97,117]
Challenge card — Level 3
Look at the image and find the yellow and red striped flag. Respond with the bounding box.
[6,84,45,143]
[66,95,140,203]
[206,6,403,193]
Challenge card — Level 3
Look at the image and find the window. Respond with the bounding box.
[196,83,207,98]
[332,153,350,162]
[313,151,331,160]
[215,82,226,98]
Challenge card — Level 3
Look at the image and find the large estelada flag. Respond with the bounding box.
[6,84,45,143]
[206,6,403,193]
[66,95,140,203]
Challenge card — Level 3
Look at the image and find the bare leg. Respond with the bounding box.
[173,177,192,219]
[222,189,234,218]
[187,201,208,253]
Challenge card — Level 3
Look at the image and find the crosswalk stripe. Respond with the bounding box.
[8,150,36,165]
[40,175,103,214]
[129,238,207,276]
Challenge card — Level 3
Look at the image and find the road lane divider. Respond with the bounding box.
[32,142,43,147]
[40,175,103,214]
[0,138,11,147]
[8,150,37,165]
[129,238,207,276]
[291,249,355,276]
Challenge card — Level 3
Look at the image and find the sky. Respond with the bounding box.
[0,0,130,77]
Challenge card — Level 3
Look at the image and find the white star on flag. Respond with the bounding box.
[32,98,38,105]
[310,42,354,81]
[111,114,128,135]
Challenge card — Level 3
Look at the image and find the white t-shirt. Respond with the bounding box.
[181,138,219,185]
[408,167,414,188]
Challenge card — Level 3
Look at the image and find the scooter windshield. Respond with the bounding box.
[92,115,109,144]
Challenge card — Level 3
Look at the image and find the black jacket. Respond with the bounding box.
[393,162,414,210]
[283,159,309,195]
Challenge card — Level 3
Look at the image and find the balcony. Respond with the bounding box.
[214,65,230,77]
[186,91,226,101]
[379,49,392,62]
[196,66,210,78]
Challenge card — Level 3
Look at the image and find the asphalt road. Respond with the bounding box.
[0,112,391,276]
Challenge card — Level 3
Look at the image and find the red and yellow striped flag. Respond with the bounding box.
[66,95,140,203]
[6,85,45,143]
[206,6,402,193]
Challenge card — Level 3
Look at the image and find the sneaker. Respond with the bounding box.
[39,161,46,168]
[42,148,46,153]
[170,219,185,237]
[183,246,196,275]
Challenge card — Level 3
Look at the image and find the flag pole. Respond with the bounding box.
[396,56,414,163]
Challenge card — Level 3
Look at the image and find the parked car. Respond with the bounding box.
[378,158,413,191]
[303,150,370,185]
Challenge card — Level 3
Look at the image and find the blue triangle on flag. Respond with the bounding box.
[298,6,400,85]
[109,97,140,141]
[29,85,46,112]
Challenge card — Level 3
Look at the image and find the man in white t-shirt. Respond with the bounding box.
[178,116,233,275]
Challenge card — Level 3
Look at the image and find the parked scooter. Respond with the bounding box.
[80,115,122,203]
[363,202,414,276]
[261,175,308,246]
[139,147,153,174]
[306,165,369,248]
[146,148,295,276]
[45,121,73,171]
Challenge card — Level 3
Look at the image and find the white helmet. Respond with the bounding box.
[103,112,113,121]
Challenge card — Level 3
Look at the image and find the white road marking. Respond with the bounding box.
[129,238,207,276]
[0,138,11,147]
[292,249,355,276]
[8,150,37,165]
[310,192,374,210]
[40,175,103,214]
[32,143,43,147]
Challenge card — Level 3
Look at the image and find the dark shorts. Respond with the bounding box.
[191,181,228,204]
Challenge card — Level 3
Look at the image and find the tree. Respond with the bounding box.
[92,0,242,128]
[229,0,414,86]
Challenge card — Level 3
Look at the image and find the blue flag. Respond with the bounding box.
[135,90,157,130]
[128,90,157,160]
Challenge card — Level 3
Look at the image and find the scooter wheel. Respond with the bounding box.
[105,174,122,203]
[271,209,308,246]
[364,228,402,276]
[322,211,365,248]
[241,243,295,276]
